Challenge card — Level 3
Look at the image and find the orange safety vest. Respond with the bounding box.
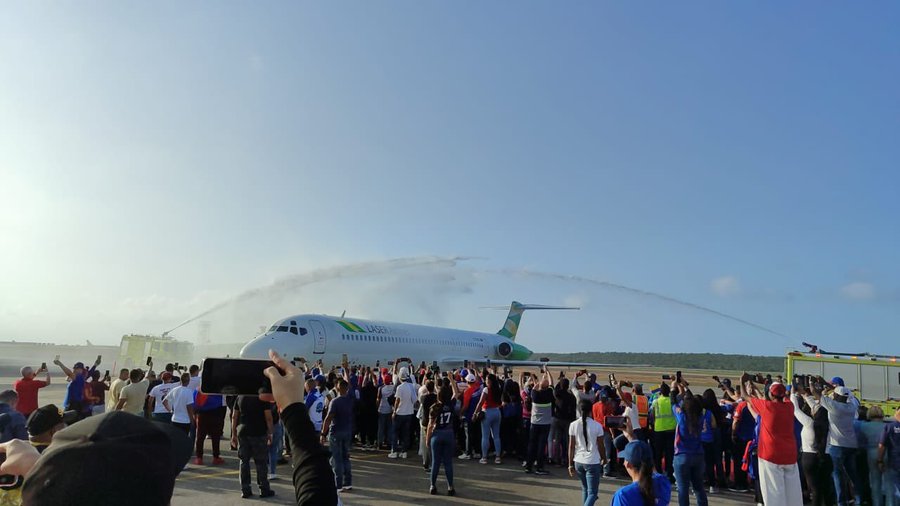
[636,394,649,429]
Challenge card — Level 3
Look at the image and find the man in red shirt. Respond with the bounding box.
[741,373,801,506]
[13,365,51,417]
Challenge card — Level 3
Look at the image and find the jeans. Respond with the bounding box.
[481,407,501,458]
[377,412,393,449]
[329,432,352,489]
[429,430,455,487]
[420,424,431,467]
[268,421,284,474]
[867,448,893,506]
[238,435,270,493]
[884,468,898,506]
[575,462,601,506]
[654,430,676,479]
[801,452,835,506]
[393,414,414,453]
[674,453,708,506]
[829,446,865,506]
[526,423,551,471]
[602,431,615,475]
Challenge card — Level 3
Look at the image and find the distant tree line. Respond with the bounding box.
[537,351,783,373]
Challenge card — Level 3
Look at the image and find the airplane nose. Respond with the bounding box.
[239,335,271,359]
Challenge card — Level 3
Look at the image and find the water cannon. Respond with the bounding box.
[802,342,818,353]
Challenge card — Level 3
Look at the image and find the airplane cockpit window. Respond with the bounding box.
[277,325,288,332]
[290,326,298,335]
[299,327,308,335]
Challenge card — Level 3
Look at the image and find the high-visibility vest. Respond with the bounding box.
[636,395,649,429]
[652,396,676,432]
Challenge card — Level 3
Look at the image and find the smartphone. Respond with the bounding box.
[40,362,47,371]
[96,355,102,364]
[104,370,110,379]
[661,374,672,380]
[200,358,276,395]
[676,371,682,382]
[604,416,628,430]
[146,356,153,366]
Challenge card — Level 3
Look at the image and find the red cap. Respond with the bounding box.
[769,383,786,398]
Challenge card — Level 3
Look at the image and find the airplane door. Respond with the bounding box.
[310,320,327,354]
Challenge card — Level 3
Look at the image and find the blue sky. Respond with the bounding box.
[1,3,897,355]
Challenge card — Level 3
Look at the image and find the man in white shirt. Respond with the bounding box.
[816,384,865,506]
[389,369,419,459]
[164,373,195,435]
[148,372,178,423]
[188,365,202,391]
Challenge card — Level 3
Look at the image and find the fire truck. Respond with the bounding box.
[786,343,899,412]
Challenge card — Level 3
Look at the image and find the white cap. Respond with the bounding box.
[400,366,409,379]
[466,373,477,383]
[834,386,851,397]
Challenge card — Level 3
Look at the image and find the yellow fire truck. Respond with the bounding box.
[116,334,194,370]
[786,344,900,413]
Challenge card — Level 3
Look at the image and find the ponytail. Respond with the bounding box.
[578,400,592,452]
[637,461,656,505]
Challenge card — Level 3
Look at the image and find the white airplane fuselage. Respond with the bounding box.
[238,314,533,367]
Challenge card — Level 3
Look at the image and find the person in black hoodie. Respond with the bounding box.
[551,376,577,467]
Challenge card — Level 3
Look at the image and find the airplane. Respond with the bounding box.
[238,301,624,369]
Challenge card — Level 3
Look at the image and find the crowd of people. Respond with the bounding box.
[2,352,900,506]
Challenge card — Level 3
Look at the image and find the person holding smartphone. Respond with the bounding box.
[13,365,51,418]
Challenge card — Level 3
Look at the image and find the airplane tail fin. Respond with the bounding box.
[484,301,580,341]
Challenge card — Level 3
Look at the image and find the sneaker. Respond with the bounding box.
[479,458,488,464]
[729,486,749,493]
[447,488,456,496]
[241,489,253,499]
[709,486,718,494]
[341,485,352,491]
[429,486,437,495]
[192,457,203,466]
[400,452,408,459]
[388,452,399,459]
[458,453,471,460]
[524,467,534,474]
[473,453,482,459]
[268,473,277,480]
[212,457,226,465]
[534,469,549,476]
[521,460,528,468]
[494,457,502,465]
[259,489,275,498]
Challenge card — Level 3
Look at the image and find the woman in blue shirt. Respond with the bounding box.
[612,440,671,505]
[671,381,708,506]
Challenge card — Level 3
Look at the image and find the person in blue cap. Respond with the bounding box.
[612,439,672,505]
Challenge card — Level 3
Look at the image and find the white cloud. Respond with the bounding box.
[710,276,741,297]
[840,282,875,300]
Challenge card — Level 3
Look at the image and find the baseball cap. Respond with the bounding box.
[769,383,786,398]
[466,373,477,383]
[26,404,64,436]
[721,378,732,387]
[73,362,85,369]
[160,372,173,382]
[22,411,192,505]
[831,377,845,387]
[620,440,654,468]
[834,386,851,397]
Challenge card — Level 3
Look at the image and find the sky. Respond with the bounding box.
[1,3,898,356]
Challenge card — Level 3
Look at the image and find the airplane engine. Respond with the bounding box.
[497,341,512,357]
